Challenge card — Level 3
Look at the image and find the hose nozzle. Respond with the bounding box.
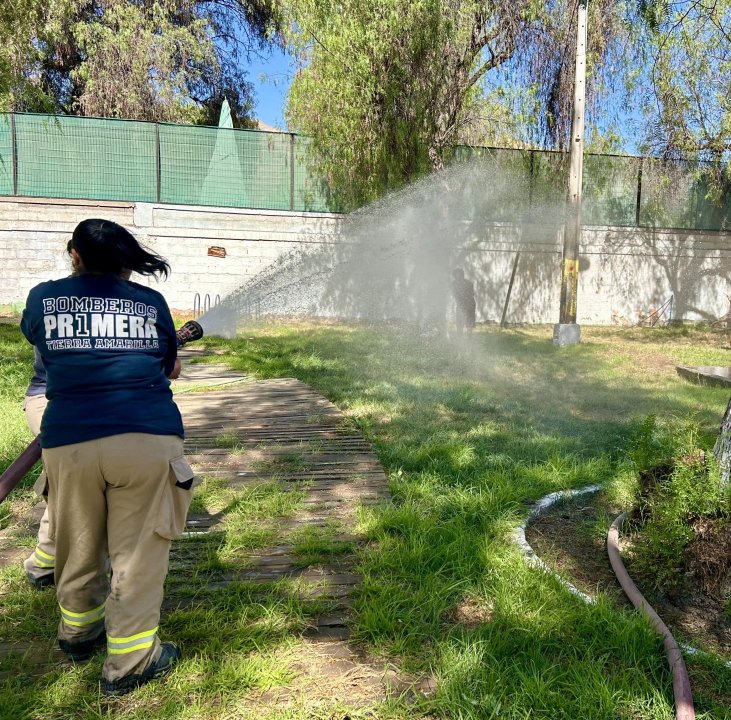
[176,320,204,347]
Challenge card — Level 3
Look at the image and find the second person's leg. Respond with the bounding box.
[43,439,109,659]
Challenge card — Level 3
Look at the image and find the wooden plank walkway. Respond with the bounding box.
[170,364,434,705]
[172,376,391,633]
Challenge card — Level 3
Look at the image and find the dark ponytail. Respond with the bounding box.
[69,219,170,278]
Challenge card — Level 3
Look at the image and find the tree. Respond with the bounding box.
[0,0,281,125]
[70,1,217,123]
[637,0,731,162]
[280,0,630,210]
[633,2,731,483]
[713,403,731,487]
[0,0,55,112]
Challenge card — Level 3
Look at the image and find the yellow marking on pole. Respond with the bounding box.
[563,259,579,277]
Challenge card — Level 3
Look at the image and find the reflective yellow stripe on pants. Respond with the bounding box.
[107,626,159,655]
[59,602,106,627]
[32,546,55,568]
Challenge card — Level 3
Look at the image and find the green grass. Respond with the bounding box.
[2,319,731,718]
[0,322,39,502]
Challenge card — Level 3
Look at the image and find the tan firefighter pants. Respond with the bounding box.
[43,433,194,681]
[22,394,55,583]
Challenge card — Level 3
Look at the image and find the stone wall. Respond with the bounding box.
[2,195,731,325]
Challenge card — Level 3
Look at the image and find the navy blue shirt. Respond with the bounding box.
[26,347,47,397]
[21,274,184,449]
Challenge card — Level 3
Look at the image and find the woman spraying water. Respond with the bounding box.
[20,219,194,696]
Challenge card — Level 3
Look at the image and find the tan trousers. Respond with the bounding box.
[22,394,55,582]
[43,433,194,681]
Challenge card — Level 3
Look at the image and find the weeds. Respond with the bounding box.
[623,415,731,594]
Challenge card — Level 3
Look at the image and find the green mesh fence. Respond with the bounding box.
[452,145,730,231]
[639,158,731,230]
[159,122,330,211]
[447,146,545,222]
[526,150,568,211]
[160,124,290,209]
[292,141,336,212]
[0,112,332,212]
[15,114,157,201]
[583,154,640,227]
[0,115,14,195]
[0,112,729,228]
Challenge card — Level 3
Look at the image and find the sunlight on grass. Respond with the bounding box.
[252,453,309,474]
[2,319,731,719]
[289,525,355,567]
[213,432,246,453]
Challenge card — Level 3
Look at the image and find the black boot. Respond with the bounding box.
[26,572,55,590]
[59,631,106,662]
[101,642,180,697]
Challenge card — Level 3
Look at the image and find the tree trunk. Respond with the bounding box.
[713,395,731,487]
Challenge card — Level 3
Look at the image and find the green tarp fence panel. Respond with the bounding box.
[452,145,730,231]
[446,146,567,222]
[161,124,292,210]
[15,114,157,202]
[0,115,12,195]
[0,112,332,213]
[639,158,731,231]
[0,112,729,228]
[292,139,336,212]
[582,153,640,227]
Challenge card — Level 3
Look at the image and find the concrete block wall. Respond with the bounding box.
[0,198,137,311]
[132,203,342,312]
[0,197,343,314]
[2,195,731,325]
[579,226,731,325]
[460,223,731,325]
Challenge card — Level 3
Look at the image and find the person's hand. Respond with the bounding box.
[167,359,182,380]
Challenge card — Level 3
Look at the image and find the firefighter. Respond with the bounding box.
[22,347,56,588]
[20,219,192,696]
[22,279,182,589]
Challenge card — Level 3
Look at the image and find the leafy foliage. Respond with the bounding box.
[637,0,731,163]
[628,414,731,592]
[284,0,525,209]
[281,0,631,209]
[0,0,55,113]
[0,0,280,124]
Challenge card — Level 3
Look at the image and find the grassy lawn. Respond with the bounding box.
[1,318,730,719]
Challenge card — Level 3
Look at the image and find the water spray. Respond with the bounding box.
[194,156,569,340]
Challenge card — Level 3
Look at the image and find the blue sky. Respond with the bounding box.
[247,46,293,131]
[244,45,641,154]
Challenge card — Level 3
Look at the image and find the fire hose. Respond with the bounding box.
[516,488,696,720]
[607,513,695,720]
[0,320,204,505]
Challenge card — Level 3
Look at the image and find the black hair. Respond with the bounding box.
[68,219,170,278]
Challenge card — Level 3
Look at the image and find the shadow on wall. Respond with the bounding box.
[601,226,731,325]
[180,154,731,334]
[454,225,562,325]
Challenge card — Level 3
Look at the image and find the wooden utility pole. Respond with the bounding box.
[553,0,587,346]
